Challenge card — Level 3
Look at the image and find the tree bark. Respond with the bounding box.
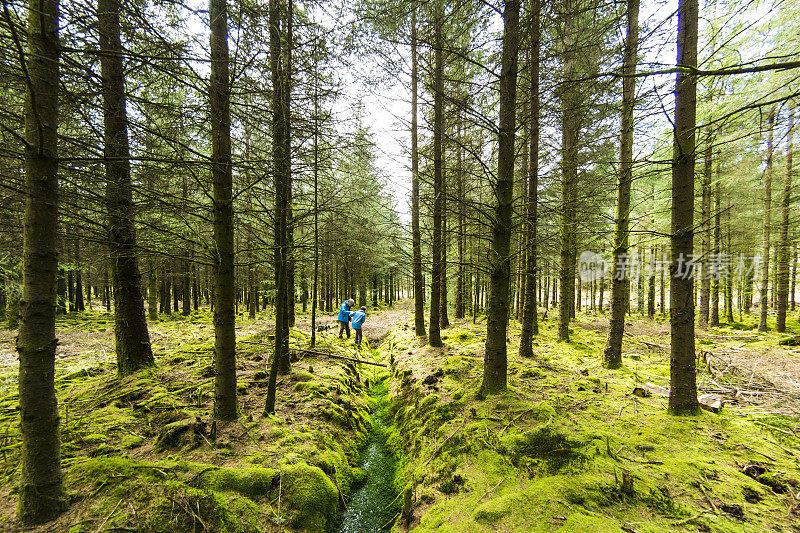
[758,108,775,331]
[99,0,155,376]
[266,0,291,414]
[428,10,444,348]
[481,0,519,396]
[17,0,67,522]
[209,0,237,420]
[698,126,712,328]
[668,0,700,415]
[411,10,425,335]
[440,206,449,328]
[604,0,639,365]
[710,178,721,326]
[519,0,542,358]
[776,106,793,332]
[557,0,581,343]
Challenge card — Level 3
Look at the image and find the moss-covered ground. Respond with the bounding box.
[0,306,395,532]
[0,304,799,532]
[384,310,800,532]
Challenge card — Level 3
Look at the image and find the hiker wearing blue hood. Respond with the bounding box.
[350,306,367,346]
[338,299,355,338]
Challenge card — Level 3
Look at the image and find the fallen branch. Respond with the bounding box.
[739,443,776,462]
[291,349,387,367]
[672,510,711,526]
[423,418,466,467]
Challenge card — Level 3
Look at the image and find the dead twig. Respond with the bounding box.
[423,418,466,467]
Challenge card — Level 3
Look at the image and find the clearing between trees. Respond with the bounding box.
[0,303,798,532]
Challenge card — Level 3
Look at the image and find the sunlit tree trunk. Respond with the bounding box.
[758,108,775,331]
[776,107,793,332]
[668,0,700,415]
[710,178,721,326]
[698,126,712,328]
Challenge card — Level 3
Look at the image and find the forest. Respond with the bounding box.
[0,0,799,531]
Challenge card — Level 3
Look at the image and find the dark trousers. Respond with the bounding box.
[339,320,350,338]
[354,328,363,345]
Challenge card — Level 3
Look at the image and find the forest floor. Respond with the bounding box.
[0,301,798,532]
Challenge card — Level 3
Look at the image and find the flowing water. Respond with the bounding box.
[337,378,398,533]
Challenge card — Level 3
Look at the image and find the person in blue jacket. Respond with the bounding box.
[350,306,367,346]
[338,299,355,338]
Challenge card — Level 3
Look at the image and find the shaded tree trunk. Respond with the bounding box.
[209,0,237,420]
[603,0,639,362]
[148,259,158,321]
[411,10,425,335]
[428,10,444,348]
[481,0,519,396]
[557,0,581,343]
[17,0,67,522]
[99,0,154,375]
[266,0,291,414]
[668,0,700,415]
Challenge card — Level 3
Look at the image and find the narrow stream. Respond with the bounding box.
[338,376,398,533]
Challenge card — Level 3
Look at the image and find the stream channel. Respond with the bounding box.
[337,375,400,533]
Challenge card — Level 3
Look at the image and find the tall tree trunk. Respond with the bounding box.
[440,210,449,328]
[310,54,320,347]
[698,126,712,328]
[209,0,237,420]
[17,0,67,522]
[776,106,793,332]
[520,0,542,358]
[411,10,425,335]
[668,0,700,415]
[758,108,775,331]
[791,243,796,312]
[248,251,256,320]
[148,258,158,320]
[74,240,84,311]
[99,0,154,375]
[455,119,465,320]
[710,178,721,326]
[428,10,444,348]
[557,0,581,343]
[647,246,656,318]
[266,0,291,414]
[481,0,519,396]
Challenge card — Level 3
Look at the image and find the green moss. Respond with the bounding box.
[473,491,515,522]
[203,466,278,497]
[281,463,339,531]
[419,394,440,411]
[293,370,315,382]
[757,472,788,493]
[82,433,108,445]
[556,512,624,532]
[502,426,585,475]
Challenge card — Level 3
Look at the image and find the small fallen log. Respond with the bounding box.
[290,349,387,367]
[632,383,724,413]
